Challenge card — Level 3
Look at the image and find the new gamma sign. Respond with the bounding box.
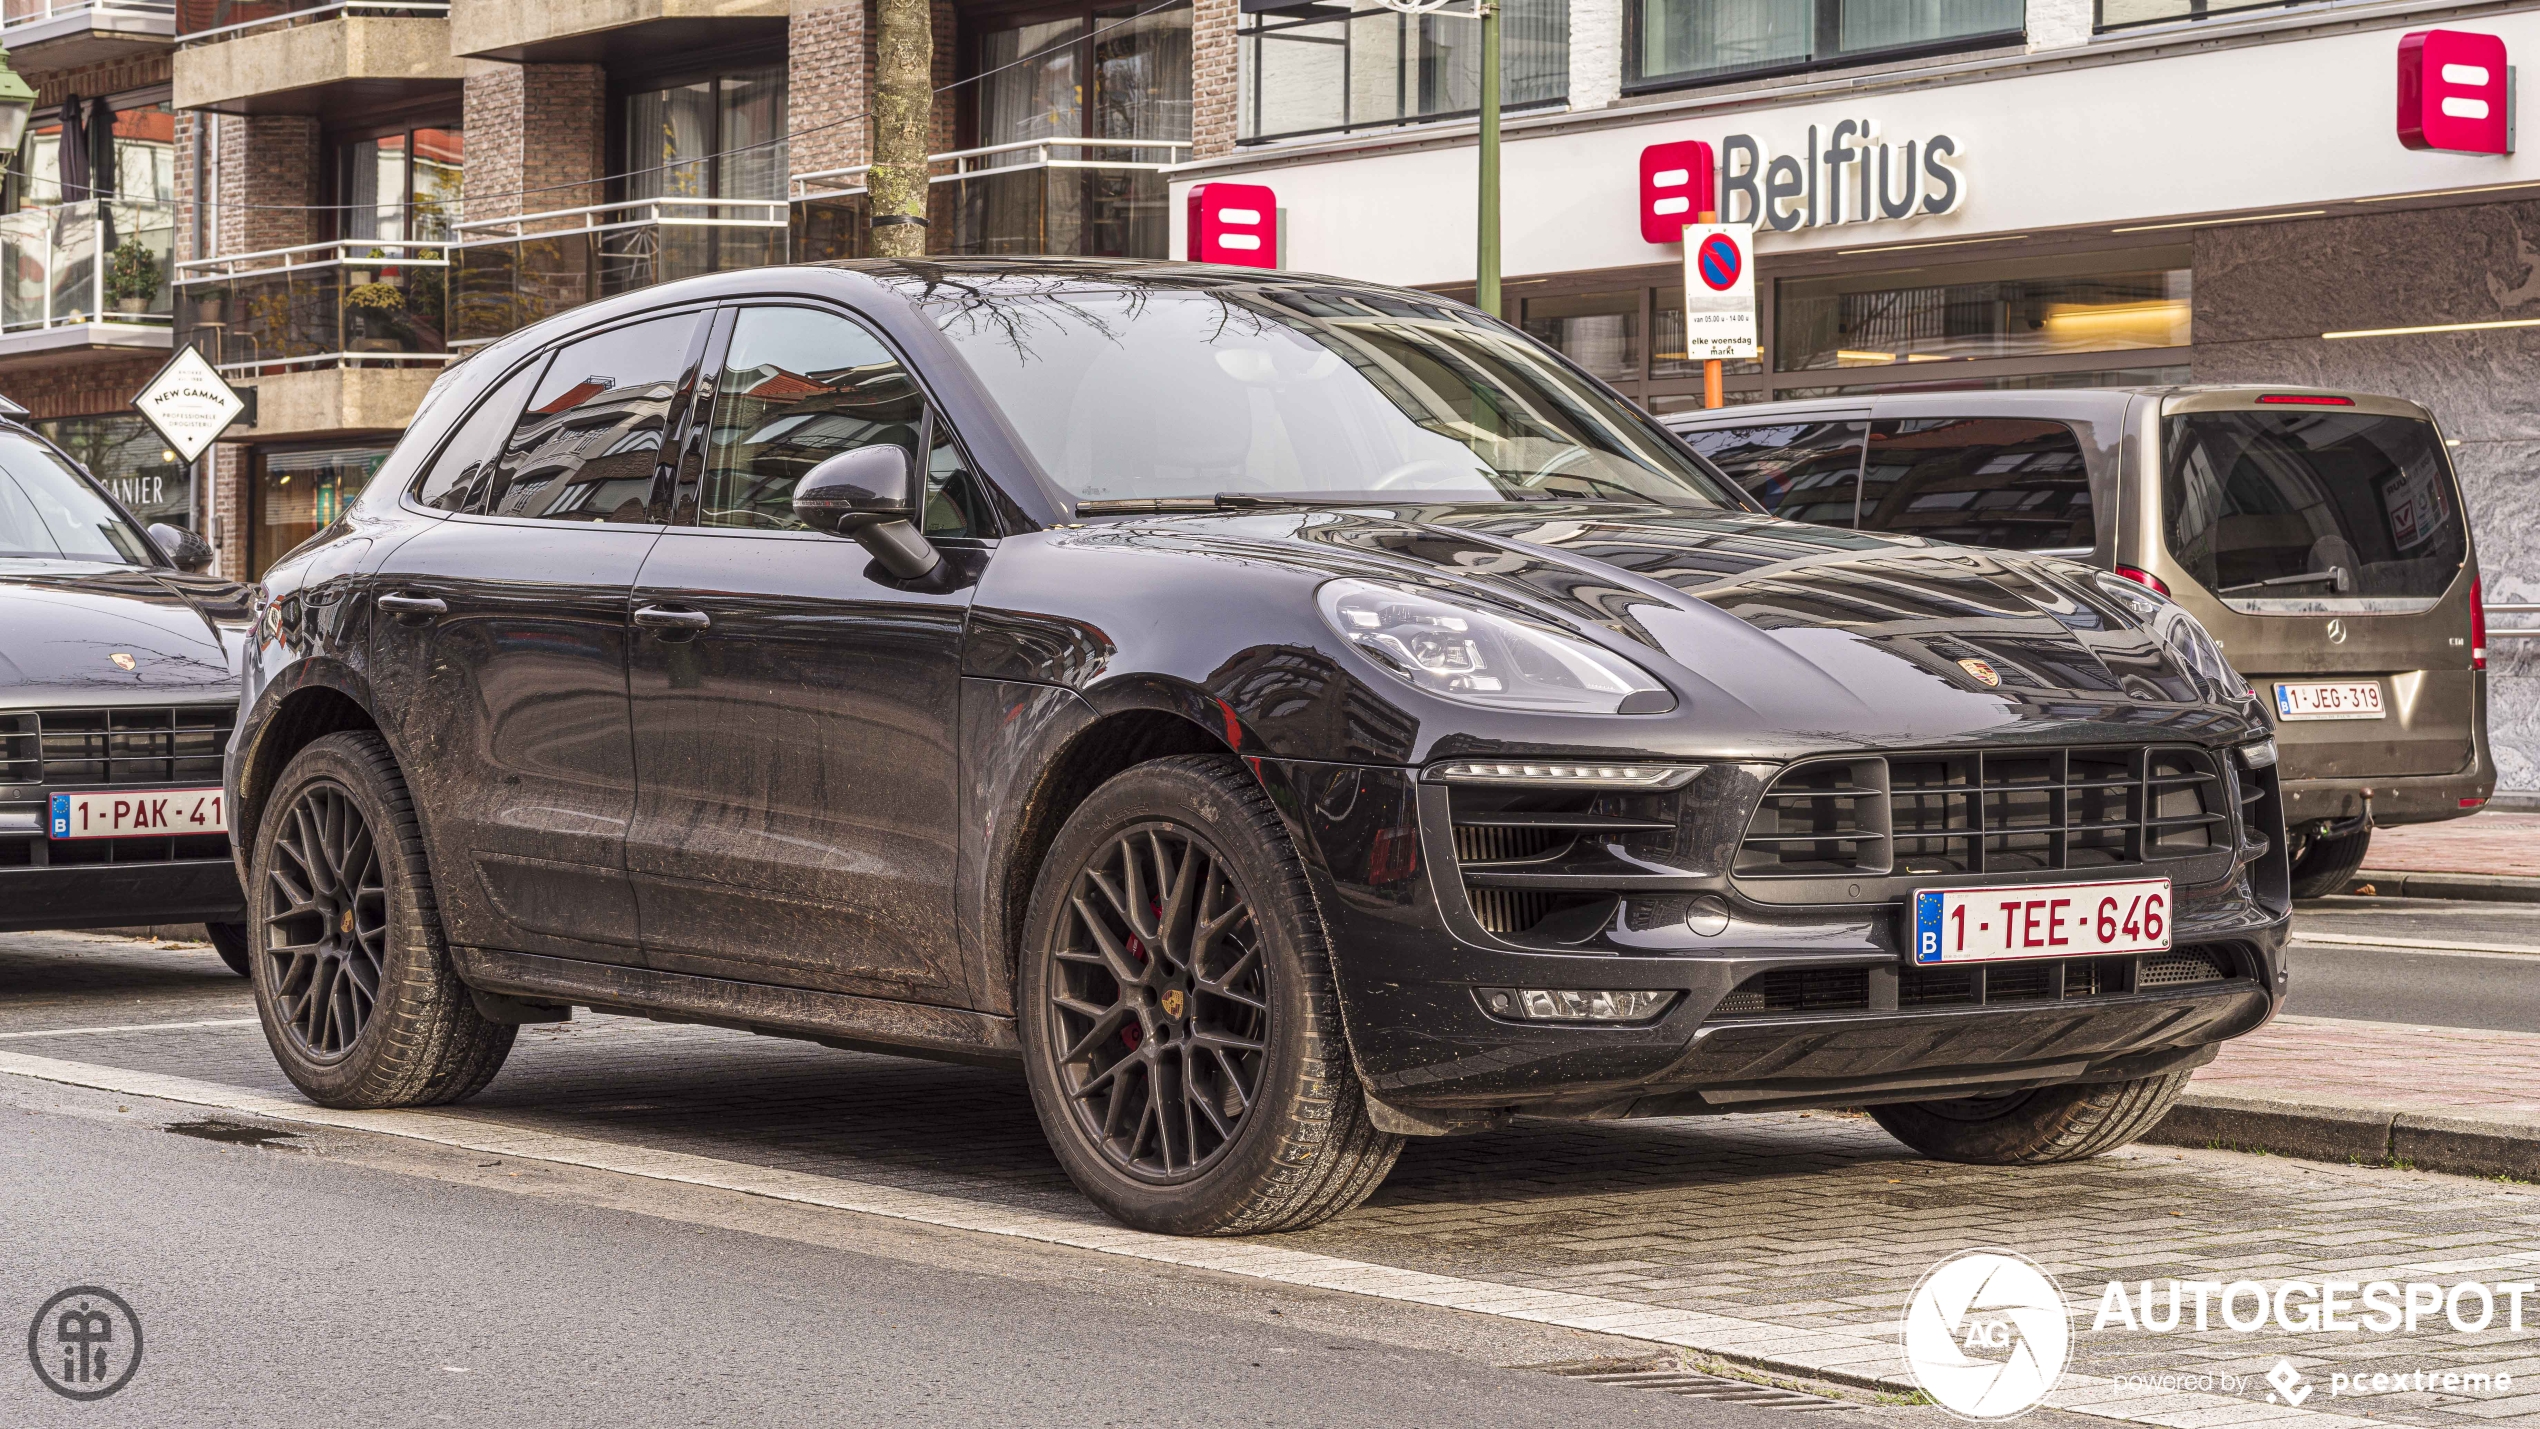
[132,346,245,464]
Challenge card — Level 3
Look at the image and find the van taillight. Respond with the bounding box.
[2255,394,2356,406]
[2115,565,2171,596]
[2474,579,2488,670]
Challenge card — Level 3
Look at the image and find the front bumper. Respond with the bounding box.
[1257,758,2289,1120]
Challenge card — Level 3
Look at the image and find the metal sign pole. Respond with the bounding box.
[1699,207,1722,409]
[1476,0,1499,317]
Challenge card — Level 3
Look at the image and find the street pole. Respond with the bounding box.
[1476,0,1500,317]
[1699,207,1723,409]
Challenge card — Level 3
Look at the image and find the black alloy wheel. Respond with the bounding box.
[1046,823,1270,1182]
[261,781,388,1059]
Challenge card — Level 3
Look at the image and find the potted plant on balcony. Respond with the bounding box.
[106,236,160,317]
[344,280,407,352]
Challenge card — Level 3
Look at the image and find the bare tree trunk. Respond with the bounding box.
[870,0,931,258]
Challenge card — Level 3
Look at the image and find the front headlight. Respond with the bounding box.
[1316,578,1675,715]
[2092,571,2243,700]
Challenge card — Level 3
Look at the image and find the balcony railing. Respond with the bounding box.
[5,0,175,30]
[174,237,450,376]
[448,197,786,347]
[792,139,1187,262]
[0,199,175,339]
[176,0,443,43]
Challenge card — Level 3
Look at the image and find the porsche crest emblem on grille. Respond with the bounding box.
[1956,658,2001,688]
[109,652,135,671]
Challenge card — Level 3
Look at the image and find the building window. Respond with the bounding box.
[2096,0,2278,30]
[339,126,464,243]
[252,445,389,578]
[36,416,188,531]
[1627,0,2021,92]
[1774,250,2191,375]
[625,66,788,204]
[1241,0,1568,144]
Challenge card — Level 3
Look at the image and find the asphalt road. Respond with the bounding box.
[0,1074,1830,1429]
[2286,896,2540,1031]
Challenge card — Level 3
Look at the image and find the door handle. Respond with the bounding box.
[376,593,447,621]
[633,605,712,635]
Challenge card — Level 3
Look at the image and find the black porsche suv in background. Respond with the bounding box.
[0,405,252,969]
[230,259,2289,1235]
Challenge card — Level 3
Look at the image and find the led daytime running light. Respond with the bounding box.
[1426,761,1704,788]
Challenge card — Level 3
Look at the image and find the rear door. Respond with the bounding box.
[2144,394,2476,782]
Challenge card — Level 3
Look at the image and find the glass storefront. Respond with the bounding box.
[1241,0,1567,142]
[253,445,389,577]
[1492,246,2195,413]
[34,415,189,530]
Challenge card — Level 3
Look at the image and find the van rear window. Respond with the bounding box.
[2161,411,2466,610]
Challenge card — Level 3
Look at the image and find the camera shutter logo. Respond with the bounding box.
[1902,1250,2070,1419]
[27,1286,143,1401]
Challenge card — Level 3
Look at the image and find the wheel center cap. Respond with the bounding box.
[1160,987,1186,1019]
[338,909,354,936]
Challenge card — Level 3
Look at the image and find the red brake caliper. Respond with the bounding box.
[1119,899,1162,1051]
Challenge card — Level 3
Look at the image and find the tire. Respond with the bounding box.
[2288,827,2373,900]
[244,730,515,1108]
[205,921,251,978]
[1868,1070,2193,1165]
[1018,754,1402,1235]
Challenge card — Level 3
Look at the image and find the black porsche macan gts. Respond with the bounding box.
[230,259,2289,1234]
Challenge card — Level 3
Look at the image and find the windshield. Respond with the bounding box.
[2162,411,2465,612]
[0,430,155,565]
[921,281,1738,511]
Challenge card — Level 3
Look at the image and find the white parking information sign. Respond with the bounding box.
[133,346,246,464]
[1681,223,1759,360]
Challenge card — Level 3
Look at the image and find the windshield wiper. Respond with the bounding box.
[2216,570,2348,595]
[1074,493,1408,516]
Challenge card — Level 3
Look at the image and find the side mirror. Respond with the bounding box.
[791,445,941,581]
[148,522,213,573]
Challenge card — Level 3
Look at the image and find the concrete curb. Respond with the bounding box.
[2346,869,2540,902]
[2148,1087,2540,1180]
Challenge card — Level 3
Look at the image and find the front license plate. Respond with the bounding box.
[2275,680,2385,720]
[1911,877,2172,965]
[49,788,228,840]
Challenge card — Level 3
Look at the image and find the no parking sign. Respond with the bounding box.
[1680,223,1757,360]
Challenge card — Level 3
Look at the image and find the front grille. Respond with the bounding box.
[0,832,230,868]
[0,705,234,788]
[1708,945,2243,1020]
[1442,783,1679,940]
[1737,745,2230,880]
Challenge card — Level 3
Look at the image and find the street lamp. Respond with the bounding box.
[0,47,34,167]
[1378,0,1500,316]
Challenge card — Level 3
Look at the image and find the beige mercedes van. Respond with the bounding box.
[1662,386,2492,897]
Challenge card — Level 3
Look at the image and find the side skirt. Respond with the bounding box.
[451,945,1023,1069]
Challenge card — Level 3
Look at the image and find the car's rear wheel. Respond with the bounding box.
[1868,1070,2191,1164]
[205,921,251,977]
[2288,827,2373,899]
[246,731,514,1108]
[1018,755,1401,1235]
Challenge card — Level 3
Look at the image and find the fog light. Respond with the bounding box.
[1476,987,1677,1023]
[2237,738,2278,770]
[1427,761,1703,789]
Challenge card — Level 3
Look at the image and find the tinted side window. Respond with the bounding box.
[1677,421,1866,526]
[482,312,699,523]
[1858,418,2093,551]
[413,358,546,513]
[702,306,952,532]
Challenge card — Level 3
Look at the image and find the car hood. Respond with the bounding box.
[1131,503,2252,750]
[0,561,251,705]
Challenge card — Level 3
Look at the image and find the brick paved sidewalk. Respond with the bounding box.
[2197,1015,2540,1116]
[2363,812,2540,879]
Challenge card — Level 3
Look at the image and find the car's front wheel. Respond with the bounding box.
[1018,755,1402,1235]
[246,731,515,1108]
[1868,1070,2192,1165]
